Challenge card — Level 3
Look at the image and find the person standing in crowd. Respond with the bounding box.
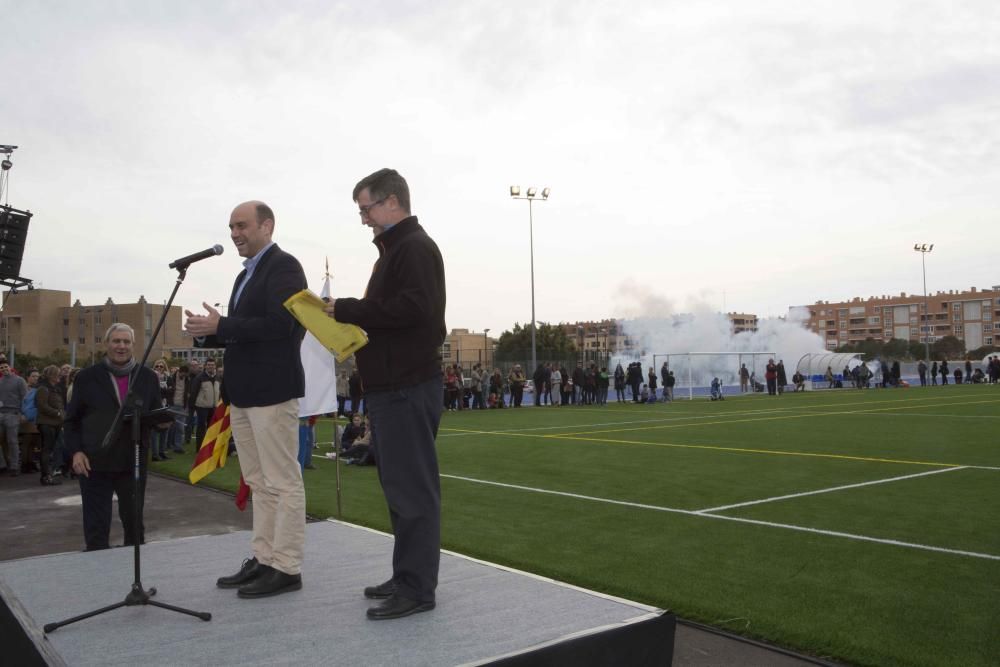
[776,360,787,394]
[325,168,446,620]
[665,370,676,401]
[930,360,938,386]
[0,358,27,476]
[348,368,364,415]
[508,364,526,407]
[149,359,171,461]
[572,362,584,405]
[825,366,835,388]
[549,364,562,407]
[628,362,642,402]
[184,358,202,443]
[470,364,485,410]
[940,360,949,385]
[66,323,167,550]
[647,366,658,401]
[166,364,190,454]
[186,199,308,599]
[17,369,41,476]
[189,357,221,451]
[445,365,459,411]
[765,359,778,395]
[740,364,750,392]
[613,363,625,403]
[597,366,610,405]
[660,362,669,395]
[35,366,65,486]
[532,364,546,407]
[917,360,927,386]
[335,370,349,418]
[965,359,973,384]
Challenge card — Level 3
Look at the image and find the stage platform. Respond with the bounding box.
[1,520,674,666]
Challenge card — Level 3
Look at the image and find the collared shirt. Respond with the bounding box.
[233,242,275,307]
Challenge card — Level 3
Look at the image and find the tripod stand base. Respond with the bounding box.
[43,582,211,634]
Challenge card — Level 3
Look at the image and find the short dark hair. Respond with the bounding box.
[255,203,275,226]
[353,168,410,214]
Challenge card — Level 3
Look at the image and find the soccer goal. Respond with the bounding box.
[652,351,776,400]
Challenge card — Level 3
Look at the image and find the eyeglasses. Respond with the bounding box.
[154,365,166,370]
[357,197,387,218]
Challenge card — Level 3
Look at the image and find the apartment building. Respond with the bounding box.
[798,285,999,350]
[1,288,186,363]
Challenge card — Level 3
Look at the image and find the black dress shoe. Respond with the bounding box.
[366,595,435,620]
[237,568,301,599]
[40,475,62,486]
[364,578,396,599]
[217,557,266,589]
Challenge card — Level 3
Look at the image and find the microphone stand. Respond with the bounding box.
[44,264,211,633]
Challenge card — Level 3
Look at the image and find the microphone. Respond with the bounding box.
[169,244,224,269]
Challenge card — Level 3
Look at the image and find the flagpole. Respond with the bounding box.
[325,256,344,520]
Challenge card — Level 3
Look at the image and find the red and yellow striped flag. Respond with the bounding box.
[189,401,232,484]
[189,400,252,510]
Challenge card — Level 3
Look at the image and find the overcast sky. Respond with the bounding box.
[4,1,998,335]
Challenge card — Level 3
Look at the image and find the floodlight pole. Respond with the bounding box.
[510,186,550,374]
[914,243,934,364]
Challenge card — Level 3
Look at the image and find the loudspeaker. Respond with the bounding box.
[0,205,31,280]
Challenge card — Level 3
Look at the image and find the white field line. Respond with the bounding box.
[441,473,1000,562]
[848,412,1000,420]
[693,467,968,514]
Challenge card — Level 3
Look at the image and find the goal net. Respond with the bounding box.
[651,351,776,400]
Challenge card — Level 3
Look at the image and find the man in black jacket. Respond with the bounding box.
[185,200,307,599]
[66,323,166,550]
[326,168,446,620]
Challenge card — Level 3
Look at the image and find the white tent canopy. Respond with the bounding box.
[796,352,864,379]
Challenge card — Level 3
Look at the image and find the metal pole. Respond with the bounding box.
[922,250,930,364]
[528,198,537,375]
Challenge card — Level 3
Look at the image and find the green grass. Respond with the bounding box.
[153,385,1000,666]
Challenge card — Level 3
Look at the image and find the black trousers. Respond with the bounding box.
[39,424,61,478]
[79,468,147,551]
[366,375,442,603]
[195,406,214,447]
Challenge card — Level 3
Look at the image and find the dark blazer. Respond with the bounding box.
[202,244,307,408]
[64,363,161,472]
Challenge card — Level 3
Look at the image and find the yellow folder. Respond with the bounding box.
[283,289,368,363]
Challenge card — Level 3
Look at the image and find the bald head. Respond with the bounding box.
[230,200,275,258]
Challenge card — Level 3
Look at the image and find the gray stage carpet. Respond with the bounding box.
[0,520,661,666]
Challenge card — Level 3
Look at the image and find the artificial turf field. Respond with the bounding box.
[155,384,999,666]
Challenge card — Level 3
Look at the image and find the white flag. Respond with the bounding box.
[299,272,338,417]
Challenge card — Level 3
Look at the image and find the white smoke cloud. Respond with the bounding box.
[612,284,826,388]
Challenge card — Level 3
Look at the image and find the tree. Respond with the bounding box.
[908,340,928,360]
[967,345,997,359]
[495,322,576,362]
[881,338,909,359]
[931,335,965,360]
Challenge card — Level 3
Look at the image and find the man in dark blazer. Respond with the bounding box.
[185,200,307,599]
[66,323,165,551]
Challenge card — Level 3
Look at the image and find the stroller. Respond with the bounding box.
[710,377,725,401]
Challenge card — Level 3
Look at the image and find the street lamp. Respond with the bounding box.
[483,328,490,367]
[510,185,550,373]
[914,243,934,364]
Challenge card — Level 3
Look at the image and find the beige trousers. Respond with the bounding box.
[230,399,305,575]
